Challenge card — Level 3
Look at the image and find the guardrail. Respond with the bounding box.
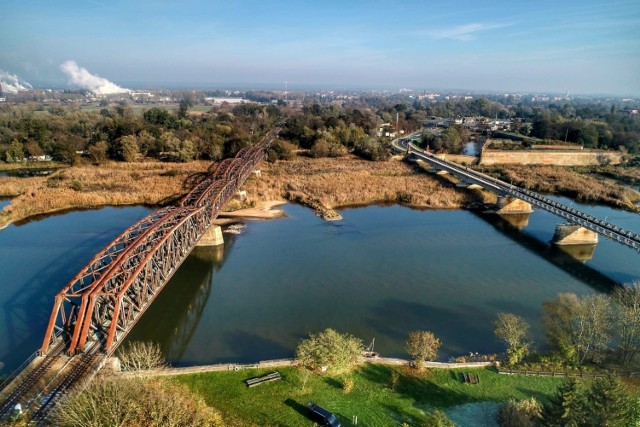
[498,368,640,378]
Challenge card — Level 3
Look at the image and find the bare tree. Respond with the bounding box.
[612,281,640,364]
[117,341,166,371]
[574,294,611,364]
[542,293,612,364]
[542,293,581,364]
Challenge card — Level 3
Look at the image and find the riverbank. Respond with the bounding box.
[2,153,638,229]
[0,155,478,228]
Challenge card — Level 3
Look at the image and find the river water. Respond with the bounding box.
[0,201,639,373]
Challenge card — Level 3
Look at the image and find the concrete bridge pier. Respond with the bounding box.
[197,225,224,246]
[552,223,598,246]
[496,196,533,215]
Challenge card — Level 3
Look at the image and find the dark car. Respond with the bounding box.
[307,402,341,427]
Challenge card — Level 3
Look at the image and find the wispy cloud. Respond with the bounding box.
[423,22,513,41]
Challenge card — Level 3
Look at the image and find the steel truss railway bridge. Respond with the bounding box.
[0,123,284,423]
[398,139,640,253]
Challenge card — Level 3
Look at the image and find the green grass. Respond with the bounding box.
[172,364,565,426]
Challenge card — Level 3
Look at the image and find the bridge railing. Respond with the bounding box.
[407,143,640,253]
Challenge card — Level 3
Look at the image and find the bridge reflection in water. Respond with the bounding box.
[123,233,237,363]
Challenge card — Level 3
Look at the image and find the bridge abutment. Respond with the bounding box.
[197,225,224,246]
[552,223,598,246]
[496,196,533,214]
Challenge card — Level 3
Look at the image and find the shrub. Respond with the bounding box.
[342,377,354,393]
[499,397,542,427]
[51,377,224,427]
[295,328,364,373]
[117,341,165,371]
[422,409,455,427]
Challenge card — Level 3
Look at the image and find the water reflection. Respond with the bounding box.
[0,169,53,178]
[122,234,237,363]
[477,211,617,292]
[555,244,597,262]
[0,206,152,372]
[497,213,530,229]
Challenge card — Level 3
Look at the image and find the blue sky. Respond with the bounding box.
[2,0,639,95]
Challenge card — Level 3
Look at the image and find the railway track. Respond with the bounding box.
[30,346,103,424]
[0,342,65,419]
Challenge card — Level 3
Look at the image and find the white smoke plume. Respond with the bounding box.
[60,60,130,95]
[0,70,33,94]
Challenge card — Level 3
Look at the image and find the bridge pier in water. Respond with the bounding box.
[496,196,533,215]
[197,224,224,246]
[552,223,599,245]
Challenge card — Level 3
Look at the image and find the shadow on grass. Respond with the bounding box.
[323,376,343,389]
[284,398,311,420]
[359,364,481,408]
[515,386,558,405]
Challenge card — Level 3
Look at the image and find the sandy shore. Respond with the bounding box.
[215,200,287,224]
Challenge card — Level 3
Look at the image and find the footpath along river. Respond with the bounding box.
[0,199,639,373]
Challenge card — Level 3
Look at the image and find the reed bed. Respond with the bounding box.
[498,165,640,212]
[0,155,483,228]
[244,156,481,211]
[0,161,210,227]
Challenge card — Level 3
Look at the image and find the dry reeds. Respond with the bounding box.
[0,161,210,227]
[499,165,640,212]
[243,155,480,211]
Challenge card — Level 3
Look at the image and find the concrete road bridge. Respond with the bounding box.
[0,123,284,424]
[394,137,640,253]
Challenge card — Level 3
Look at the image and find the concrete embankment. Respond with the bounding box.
[480,149,622,166]
[117,357,494,378]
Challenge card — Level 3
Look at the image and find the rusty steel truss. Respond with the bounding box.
[40,124,283,356]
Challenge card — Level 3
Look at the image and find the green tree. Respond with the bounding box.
[494,313,532,365]
[543,375,638,427]
[587,374,638,426]
[5,139,24,162]
[405,330,441,369]
[295,328,363,373]
[88,140,109,163]
[159,132,195,162]
[117,135,139,162]
[543,378,589,426]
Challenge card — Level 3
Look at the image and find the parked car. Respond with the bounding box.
[307,402,341,427]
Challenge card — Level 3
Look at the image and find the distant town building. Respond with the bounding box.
[205,97,245,105]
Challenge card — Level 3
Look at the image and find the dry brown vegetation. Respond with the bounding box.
[244,155,481,215]
[51,377,226,427]
[0,160,210,228]
[0,155,491,228]
[494,165,640,212]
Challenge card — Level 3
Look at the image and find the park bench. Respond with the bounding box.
[244,371,281,388]
[460,372,480,384]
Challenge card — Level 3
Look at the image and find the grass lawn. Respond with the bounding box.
[173,364,565,426]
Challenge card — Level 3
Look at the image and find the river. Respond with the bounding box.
[0,201,639,373]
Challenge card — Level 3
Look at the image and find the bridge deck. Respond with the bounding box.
[403,142,640,253]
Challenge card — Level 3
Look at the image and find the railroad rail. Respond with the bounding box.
[404,142,640,253]
[0,122,283,424]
